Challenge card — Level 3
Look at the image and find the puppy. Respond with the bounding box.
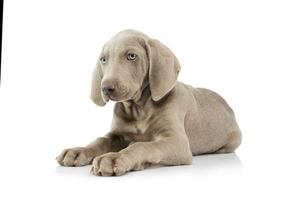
[57,30,241,176]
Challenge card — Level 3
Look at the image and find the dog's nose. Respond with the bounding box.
[102,85,115,96]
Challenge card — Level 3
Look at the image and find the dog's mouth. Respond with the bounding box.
[107,96,123,101]
[105,90,139,102]
[105,89,136,102]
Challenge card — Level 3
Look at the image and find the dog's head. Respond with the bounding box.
[91,30,181,106]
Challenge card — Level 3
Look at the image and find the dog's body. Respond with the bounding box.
[112,82,241,155]
[57,30,241,176]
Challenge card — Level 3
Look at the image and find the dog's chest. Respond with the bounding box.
[113,102,154,142]
[113,118,151,142]
[118,116,146,132]
[119,119,152,142]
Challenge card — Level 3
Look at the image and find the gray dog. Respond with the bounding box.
[57,30,242,176]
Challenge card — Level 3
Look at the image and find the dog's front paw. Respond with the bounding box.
[56,147,93,167]
[91,152,132,176]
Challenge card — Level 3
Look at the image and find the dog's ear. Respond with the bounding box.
[90,62,108,106]
[146,39,181,101]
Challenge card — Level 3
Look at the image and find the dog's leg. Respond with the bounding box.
[56,133,129,167]
[91,134,192,176]
[214,130,242,153]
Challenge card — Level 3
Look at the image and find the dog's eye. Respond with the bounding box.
[127,53,137,61]
[100,57,107,64]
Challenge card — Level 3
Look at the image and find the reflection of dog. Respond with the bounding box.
[57,30,242,176]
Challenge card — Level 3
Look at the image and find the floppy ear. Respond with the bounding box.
[146,39,181,101]
[90,62,108,106]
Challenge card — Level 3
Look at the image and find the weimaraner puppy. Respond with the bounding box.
[57,30,241,176]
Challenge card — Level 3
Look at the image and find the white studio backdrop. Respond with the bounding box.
[1,0,300,199]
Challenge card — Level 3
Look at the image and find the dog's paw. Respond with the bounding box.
[91,152,132,176]
[56,147,93,167]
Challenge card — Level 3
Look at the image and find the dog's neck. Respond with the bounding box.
[119,84,151,120]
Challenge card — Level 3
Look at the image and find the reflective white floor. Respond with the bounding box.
[55,153,242,178]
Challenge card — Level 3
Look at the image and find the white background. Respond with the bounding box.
[1,0,300,199]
